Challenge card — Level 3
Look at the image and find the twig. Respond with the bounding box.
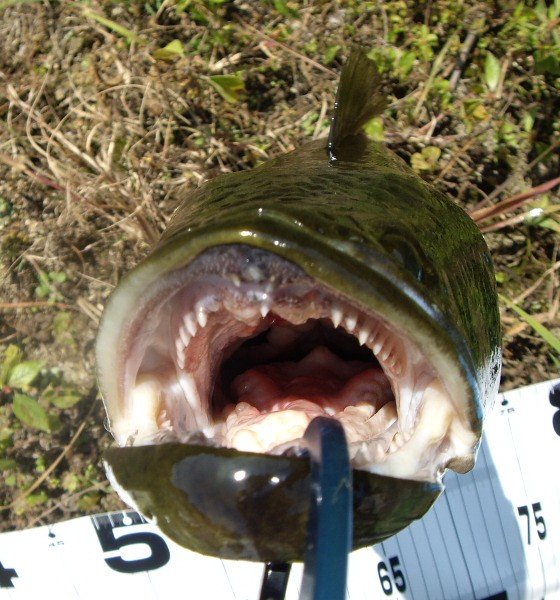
[435,136,478,181]
[512,261,560,305]
[236,18,337,77]
[470,175,560,223]
[26,480,114,528]
[0,151,70,195]
[0,420,87,512]
[4,80,103,175]
[449,30,479,91]
[413,35,455,121]
[469,140,560,213]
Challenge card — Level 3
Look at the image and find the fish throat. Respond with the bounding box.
[120,244,458,482]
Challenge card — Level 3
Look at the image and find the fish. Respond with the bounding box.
[96,49,501,563]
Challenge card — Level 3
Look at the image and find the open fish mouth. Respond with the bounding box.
[96,50,500,561]
[100,244,477,484]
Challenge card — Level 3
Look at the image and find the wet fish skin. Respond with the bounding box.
[98,49,501,562]
[104,443,441,562]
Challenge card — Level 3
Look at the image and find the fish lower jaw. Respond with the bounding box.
[108,245,477,484]
[219,383,451,476]
[122,369,471,484]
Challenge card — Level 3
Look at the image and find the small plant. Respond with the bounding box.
[0,345,82,434]
[34,270,67,304]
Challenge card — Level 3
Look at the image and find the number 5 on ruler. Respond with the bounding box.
[92,513,170,573]
[517,502,547,545]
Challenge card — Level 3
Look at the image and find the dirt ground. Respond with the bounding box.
[0,1,558,532]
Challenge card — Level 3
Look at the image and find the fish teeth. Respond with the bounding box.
[176,335,187,369]
[388,432,404,453]
[371,328,389,356]
[358,327,370,346]
[260,303,270,318]
[196,308,208,328]
[331,306,343,328]
[378,341,393,362]
[184,313,197,337]
[179,326,191,347]
[388,356,402,375]
[373,443,385,461]
[344,312,358,332]
[177,372,203,421]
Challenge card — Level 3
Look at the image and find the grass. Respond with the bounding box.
[0,0,558,531]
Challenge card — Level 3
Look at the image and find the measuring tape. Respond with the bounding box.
[1,379,559,599]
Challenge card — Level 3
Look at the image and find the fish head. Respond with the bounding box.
[96,52,501,562]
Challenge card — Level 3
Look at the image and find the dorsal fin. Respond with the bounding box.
[328,49,387,161]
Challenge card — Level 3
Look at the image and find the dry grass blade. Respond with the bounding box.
[470,176,560,224]
[479,204,560,233]
[4,80,104,175]
[236,18,337,77]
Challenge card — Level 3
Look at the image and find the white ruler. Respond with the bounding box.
[1,379,559,599]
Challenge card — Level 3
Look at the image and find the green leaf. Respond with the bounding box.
[153,39,185,61]
[8,360,43,389]
[174,0,192,15]
[411,146,441,172]
[50,389,82,409]
[273,0,299,18]
[500,295,560,355]
[537,217,560,234]
[535,52,560,75]
[207,75,247,103]
[47,413,62,432]
[0,345,23,387]
[484,52,501,92]
[398,51,416,76]
[324,45,341,66]
[42,383,80,413]
[364,117,385,141]
[0,458,17,470]
[26,491,48,507]
[12,394,51,432]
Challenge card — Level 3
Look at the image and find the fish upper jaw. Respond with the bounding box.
[97,244,480,484]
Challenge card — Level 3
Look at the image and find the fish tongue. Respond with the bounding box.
[222,345,394,456]
[231,345,359,411]
[231,345,391,412]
